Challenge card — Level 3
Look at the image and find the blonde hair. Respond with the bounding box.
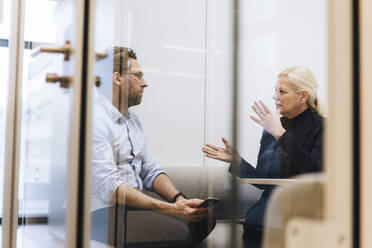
[279,66,323,116]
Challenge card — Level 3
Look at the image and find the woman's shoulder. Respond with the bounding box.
[312,111,324,130]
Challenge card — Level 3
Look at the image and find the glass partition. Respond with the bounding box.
[236,0,327,180]
[0,0,11,241]
[15,0,83,247]
[234,1,328,247]
[89,0,231,247]
[0,0,357,247]
[88,0,329,247]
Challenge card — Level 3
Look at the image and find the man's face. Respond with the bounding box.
[112,58,148,110]
[128,58,147,107]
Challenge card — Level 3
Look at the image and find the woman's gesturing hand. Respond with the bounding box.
[250,101,286,139]
[202,137,241,164]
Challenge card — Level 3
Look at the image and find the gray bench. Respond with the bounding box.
[147,166,263,247]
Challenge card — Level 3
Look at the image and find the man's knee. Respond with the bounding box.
[186,214,217,246]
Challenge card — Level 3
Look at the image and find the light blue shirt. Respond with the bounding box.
[90,92,165,212]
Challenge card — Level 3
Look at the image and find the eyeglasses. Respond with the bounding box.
[129,71,144,81]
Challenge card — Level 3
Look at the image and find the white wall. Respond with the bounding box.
[237,0,328,166]
[122,0,208,167]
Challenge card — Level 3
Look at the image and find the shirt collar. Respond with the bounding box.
[95,89,129,122]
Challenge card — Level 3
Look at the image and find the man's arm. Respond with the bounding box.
[116,183,206,223]
[152,173,185,202]
[116,183,171,209]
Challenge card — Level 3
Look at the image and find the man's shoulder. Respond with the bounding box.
[126,109,147,134]
[92,101,113,133]
[94,100,110,120]
[127,109,142,123]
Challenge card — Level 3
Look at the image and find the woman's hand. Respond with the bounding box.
[202,137,241,164]
[250,101,286,139]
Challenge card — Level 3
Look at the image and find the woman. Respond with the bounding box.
[202,66,324,248]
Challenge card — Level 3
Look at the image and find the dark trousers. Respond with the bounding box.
[91,205,216,248]
[242,225,263,248]
[242,197,268,248]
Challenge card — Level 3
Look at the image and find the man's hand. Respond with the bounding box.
[166,198,210,223]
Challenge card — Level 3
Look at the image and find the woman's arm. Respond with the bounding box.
[202,137,238,163]
[202,135,266,179]
[229,158,258,178]
[278,126,323,175]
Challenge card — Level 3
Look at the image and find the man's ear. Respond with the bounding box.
[113,72,121,86]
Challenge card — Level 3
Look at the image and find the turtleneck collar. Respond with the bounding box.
[281,108,315,128]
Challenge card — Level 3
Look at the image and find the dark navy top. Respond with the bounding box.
[229,108,324,228]
[230,107,323,181]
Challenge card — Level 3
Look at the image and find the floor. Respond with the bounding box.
[5,221,244,248]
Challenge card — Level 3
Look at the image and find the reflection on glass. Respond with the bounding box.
[90,47,216,247]
[90,0,327,248]
[17,0,74,247]
[0,47,8,219]
[0,0,11,242]
[201,0,328,247]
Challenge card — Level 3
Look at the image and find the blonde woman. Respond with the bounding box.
[202,66,324,248]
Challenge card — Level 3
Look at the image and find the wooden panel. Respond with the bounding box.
[326,0,353,247]
[360,0,372,247]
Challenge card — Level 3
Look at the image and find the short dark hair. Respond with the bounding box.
[113,47,137,75]
[128,49,137,59]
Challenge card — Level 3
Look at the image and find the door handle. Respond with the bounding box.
[46,73,71,88]
[96,52,107,60]
[46,73,101,88]
[31,40,107,62]
[32,40,72,61]
[95,76,101,87]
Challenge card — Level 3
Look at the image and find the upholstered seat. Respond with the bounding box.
[263,173,324,248]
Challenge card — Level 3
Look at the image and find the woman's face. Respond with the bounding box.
[273,76,308,118]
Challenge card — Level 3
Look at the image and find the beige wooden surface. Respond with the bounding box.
[360,1,372,247]
[238,178,317,186]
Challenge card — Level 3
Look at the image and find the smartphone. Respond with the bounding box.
[197,197,219,208]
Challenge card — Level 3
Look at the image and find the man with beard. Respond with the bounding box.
[90,47,216,247]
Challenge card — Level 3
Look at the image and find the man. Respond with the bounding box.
[90,47,215,247]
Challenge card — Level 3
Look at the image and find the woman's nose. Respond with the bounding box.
[273,92,278,100]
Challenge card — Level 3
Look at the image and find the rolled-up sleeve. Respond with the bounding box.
[139,141,166,191]
[91,117,125,203]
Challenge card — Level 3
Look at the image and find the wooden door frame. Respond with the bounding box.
[359,0,372,247]
[2,0,88,247]
[2,0,25,246]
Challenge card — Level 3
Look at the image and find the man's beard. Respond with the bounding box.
[128,94,142,107]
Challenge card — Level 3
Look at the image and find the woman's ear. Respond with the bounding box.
[300,91,309,104]
[113,72,121,86]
